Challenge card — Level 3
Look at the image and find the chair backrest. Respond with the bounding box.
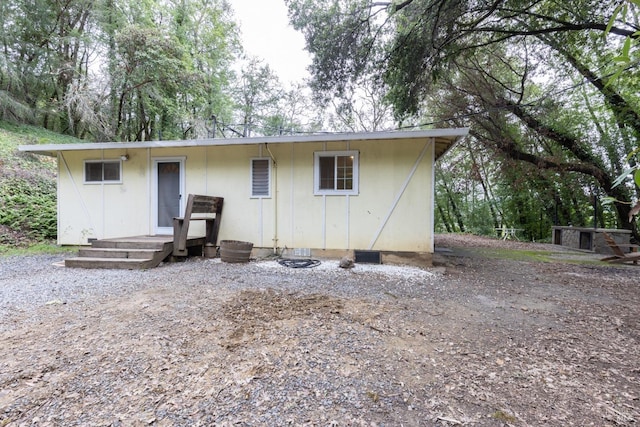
[186,194,223,219]
[603,232,626,257]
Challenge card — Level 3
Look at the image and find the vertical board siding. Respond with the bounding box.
[57,138,436,252]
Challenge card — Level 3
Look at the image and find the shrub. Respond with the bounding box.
[0,171,57,242]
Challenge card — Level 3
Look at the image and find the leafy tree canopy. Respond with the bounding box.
[0,0,322,141]
[287,0,640,233]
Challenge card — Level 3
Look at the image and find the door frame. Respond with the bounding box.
[151,157,186,235]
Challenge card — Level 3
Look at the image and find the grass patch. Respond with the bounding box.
[480,248,557,262]
[456,247,602,265]
[0,121,82,146]
[491,410,517,423]
[0,120,82,171]
[0,242,77,256]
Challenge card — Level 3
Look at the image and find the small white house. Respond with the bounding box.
[20,128,468,266]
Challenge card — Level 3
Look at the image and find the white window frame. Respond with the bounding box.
[250,157,271,198]
[83,159,123,184]
[313,150,359,196]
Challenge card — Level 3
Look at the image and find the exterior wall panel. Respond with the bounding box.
[58,149,149,244]
[54,138,437,253]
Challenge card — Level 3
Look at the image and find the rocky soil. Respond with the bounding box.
[0,234,638,426]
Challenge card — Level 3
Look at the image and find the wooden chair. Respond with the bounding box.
[173,194,223,256]
[600,232,640,264]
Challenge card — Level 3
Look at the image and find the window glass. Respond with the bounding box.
[85,162,103,182]
[319,156,335,190]
[314,151,358,195]
[336,155,353,190]
[84,161,121,183]
[103,162,120,181]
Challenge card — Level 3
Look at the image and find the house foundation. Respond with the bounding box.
[251,247,433,268]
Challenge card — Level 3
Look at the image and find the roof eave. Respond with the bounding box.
[18,128,470,155]
[434,133,466,160]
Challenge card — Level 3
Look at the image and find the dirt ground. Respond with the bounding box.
[1,234,639,426]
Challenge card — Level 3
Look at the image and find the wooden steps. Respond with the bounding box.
[65,235,206,269]
[78,248,161,259]
[65,256,163,270]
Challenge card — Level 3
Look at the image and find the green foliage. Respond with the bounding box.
[0,120,79,245]
[287,0,378,100]
[1,0,325,141]
[105,0,242,141]
[0,121,81,145]
[0,174,57,241]
[434,139,623,241]
[605,0,640,82]
[112,24,195,141]
[289,0,640,234]
[0,0,96,134]
[0,0,243,141]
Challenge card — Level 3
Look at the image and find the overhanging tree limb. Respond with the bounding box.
[544,39,640,138]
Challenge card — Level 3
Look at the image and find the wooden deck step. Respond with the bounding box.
[65,235,206,269]
[91,238,168,250]
[78,247,159,259]
[65,257,156,270]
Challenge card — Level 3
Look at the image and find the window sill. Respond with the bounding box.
[83,181,123,185]
[314,191,358,196]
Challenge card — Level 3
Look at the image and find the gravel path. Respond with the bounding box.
[1,237,639,426]
[0,254,436,330]
[1,254,153,327]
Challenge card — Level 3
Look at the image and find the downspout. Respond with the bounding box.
[429,139,436,253]
[57,152,61,243]
[265,144,278,254]
[101,149,105,238]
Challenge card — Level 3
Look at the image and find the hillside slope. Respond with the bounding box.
[0,121,82,246]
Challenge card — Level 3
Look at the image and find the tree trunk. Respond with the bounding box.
[437,203,454,233]
[465,142,500,229]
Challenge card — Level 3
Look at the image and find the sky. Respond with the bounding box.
[230,0,312,86]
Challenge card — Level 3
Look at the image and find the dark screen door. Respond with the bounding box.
[157,161,181,229]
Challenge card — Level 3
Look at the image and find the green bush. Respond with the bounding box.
[0,172,57,241]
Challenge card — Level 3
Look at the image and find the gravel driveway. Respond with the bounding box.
[1,236,638,426]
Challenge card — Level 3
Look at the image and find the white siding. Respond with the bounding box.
[57,138,436,253]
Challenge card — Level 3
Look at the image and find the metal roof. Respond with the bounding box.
[19,128,469,159]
